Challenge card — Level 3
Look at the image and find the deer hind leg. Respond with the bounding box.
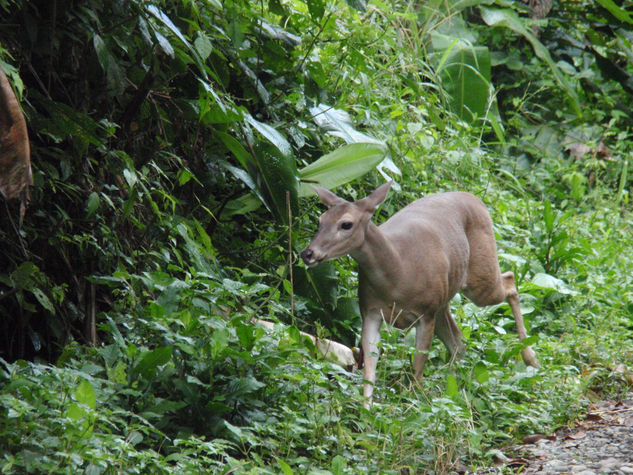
[466,269,540,368]
[463,227,539,368]
[434,304,466,360]
[502,271,540,368]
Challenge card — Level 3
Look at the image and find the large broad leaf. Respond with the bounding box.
[435,39,491,122]
[298,143,387,197]
[309,104,383,145]
[216,131,255,172]
[222,192,262,217]
[307,0,325,21]
[525,273,579,296]
[221,117,298,221]
[480,7,582,117]
[74,380,96,409]
[223,108,387,218]
[344,0,366,10]
[252,141,298,223]
[293,263,338,310]
[246,114,292,157]
[224,142,386,217]
[309,103,399,181]
[131,346,173,380]
[92,35,125,95]
[146,5,207,79]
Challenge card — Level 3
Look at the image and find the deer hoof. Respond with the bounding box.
[521,347,540,368]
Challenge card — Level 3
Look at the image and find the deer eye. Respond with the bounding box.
[341,221,353,230]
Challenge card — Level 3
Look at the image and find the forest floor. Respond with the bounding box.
[504,392,633,474]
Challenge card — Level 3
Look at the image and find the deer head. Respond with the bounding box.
[300,181,392,267]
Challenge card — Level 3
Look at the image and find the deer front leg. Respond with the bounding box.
[434,305,466,360]
[414,313,436,380]
[361,310,382,408]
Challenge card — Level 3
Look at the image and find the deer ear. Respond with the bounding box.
[313,185,346,208]
[359,181,392,212]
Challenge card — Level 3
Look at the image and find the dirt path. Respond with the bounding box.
[506,393,633,474]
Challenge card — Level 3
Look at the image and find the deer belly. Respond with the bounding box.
[363,301,428,329]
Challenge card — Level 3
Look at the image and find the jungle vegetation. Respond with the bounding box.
[1,0,632,472]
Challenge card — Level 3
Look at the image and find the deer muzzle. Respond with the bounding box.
[300,247,323,267]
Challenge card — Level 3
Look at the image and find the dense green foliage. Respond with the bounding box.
[1,0,632,472]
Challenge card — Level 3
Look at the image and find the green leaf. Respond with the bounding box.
[123,168,138,188]
[543,200,554,234]
[154,30,175,56]
[222,193,262,217]
[210,327,230,359]
[436,41,491,122]
[225,141,387,216]
[194,219,215,258]
[473,362,489,383]
[85,192,100,217]
[307,0,325,21]
[529,273,579,296]
[251,141,298,223]
[66,402,85,421]
[331,455,348,475]
[223,420,245,442]
[310,104,384,145]
[74,379,96,409]
[246,114,292,158]
[194,33,214,60]
[127,431,143,446]
[92,34,111,71]
[199,80,240,123]
[298,143,387,196]
[282,279,293,295]
[10,261,38,288]
[216,131,254,171]
[276,458,294,475]
[236,323,257,351]
[596,0,633,24]
[345,0,366,10]
[480,7,582,117]
[31,288,55,314]
[446,374,459,398]
[222,161,259,195]
[132,346,173,379]
[92,34,125,94]
[293,263,338,310]
[146,5,206,78]
[229,376,266,396]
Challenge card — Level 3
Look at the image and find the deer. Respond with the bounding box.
[300,181,539,407]
[0,67,32,202]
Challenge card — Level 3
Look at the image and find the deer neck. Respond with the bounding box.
[350,221,403,290]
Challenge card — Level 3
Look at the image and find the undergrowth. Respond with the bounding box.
[1,0,633,473]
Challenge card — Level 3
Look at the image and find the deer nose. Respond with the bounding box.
[301,248,314,263]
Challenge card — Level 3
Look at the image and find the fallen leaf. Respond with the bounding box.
[565,430,587,440]
[506,457,530,469]
[611,364,633,384]
[522,433,550,444]
[585,412,604,422]
[613,363,627,373]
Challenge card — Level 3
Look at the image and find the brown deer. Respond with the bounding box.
[0,67,31,202]
[300,182,539,407]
